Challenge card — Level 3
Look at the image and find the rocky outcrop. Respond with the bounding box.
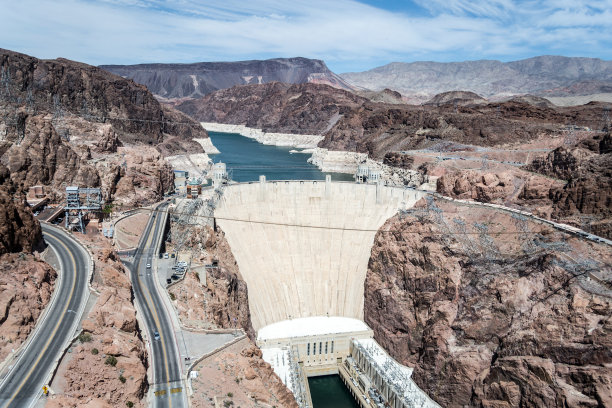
[423,91,487,106]
[179,82,366,136]
[524,133,612,237]
[100,57,354,100]
[0,253,56,363]
[179,82,610,160]
[0,163,42,254]
[0,48,209,206]
[3,115,100,194]
[203,226,254,339]
[0,48,206,144]
[50,242,147,407]
[364,201,612,408]
[436,170,517,203]
[190,338,298,408]
[382,152,415,169]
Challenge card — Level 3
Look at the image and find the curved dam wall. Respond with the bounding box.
[214,180,426,331]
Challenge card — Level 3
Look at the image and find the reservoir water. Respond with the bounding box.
[208,131,354,182]
[308,375,360,408]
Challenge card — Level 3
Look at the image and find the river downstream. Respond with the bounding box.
[208,131,354,182]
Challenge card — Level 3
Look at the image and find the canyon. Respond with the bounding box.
[0,46,610,408]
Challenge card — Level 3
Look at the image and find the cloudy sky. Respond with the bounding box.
[1,0,611,72]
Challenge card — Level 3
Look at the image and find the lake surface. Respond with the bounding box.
[308,375,360,408]
[208,131,354,182]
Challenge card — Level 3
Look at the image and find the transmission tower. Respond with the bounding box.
[510,213,536,254]
[474,222,501,260]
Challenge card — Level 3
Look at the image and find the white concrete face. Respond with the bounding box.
[214,181,425,330]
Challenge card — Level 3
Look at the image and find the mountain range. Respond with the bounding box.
[101,57,354,100]
[341,56,612,101]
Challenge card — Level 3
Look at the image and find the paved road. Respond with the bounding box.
[125,203,186,408]
[0,224,90,408]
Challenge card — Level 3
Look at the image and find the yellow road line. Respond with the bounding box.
[136,214,173,407]
[4,232,77,407]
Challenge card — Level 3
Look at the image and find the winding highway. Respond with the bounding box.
[124,203,186,408]
[0,224,91,408]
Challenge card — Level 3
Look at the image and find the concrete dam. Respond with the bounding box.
[213,178,438,408]
[214,178,424,330]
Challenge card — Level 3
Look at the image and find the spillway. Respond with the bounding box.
[213,178,425,331]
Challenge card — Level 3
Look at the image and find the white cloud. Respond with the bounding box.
[0,0,610,72]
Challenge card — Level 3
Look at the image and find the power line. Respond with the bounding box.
[128,205,563,235]
[1,96,325,134]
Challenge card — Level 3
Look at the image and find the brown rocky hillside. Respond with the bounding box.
[365,200,612,408]
[0,48,209,206]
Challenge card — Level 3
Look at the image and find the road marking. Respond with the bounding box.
[3,232,77,407]
[170,387,182,394]
[135,212,174,408]
[154,389,167,397]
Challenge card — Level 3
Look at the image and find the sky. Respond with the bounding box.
[1,0,611,73]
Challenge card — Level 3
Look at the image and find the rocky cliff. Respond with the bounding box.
[341,56,612,100]
[365,200,611,408]
[178,82,366,136]
[0,163,42,254]
[179,82,609,158]
[524,133,612,237]
[101,57,354,100]
[49,240,148,407]
[0,253,56,364]
[0,48,208,206]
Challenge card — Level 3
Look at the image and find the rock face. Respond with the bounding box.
[0,163,42,254]
[190,338,298,408]
[50,242,147,407]
[0,253,56,363]
[525,133,612,237]
[203,226,255,339]
[0,48,208,205]
[179,82,366,136]
[423,91,487,106]
[179,82,610,159]
[364,201,612,408]
[341,56,612,99]
[437,170,517,203]
[101,57,354,100]
[0,49,206,143]
[3,116,100,195]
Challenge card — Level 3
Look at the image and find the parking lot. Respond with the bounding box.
[157,253,189,287]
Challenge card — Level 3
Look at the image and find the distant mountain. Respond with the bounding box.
[341,56,612,99]
[101,57,355,100]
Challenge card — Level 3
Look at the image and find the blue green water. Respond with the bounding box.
[308,375,360,408]
[208,131,354,182]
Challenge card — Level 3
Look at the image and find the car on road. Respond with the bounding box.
[163,253,169,259]
[146,263,151,268]
[153,331,160,341]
